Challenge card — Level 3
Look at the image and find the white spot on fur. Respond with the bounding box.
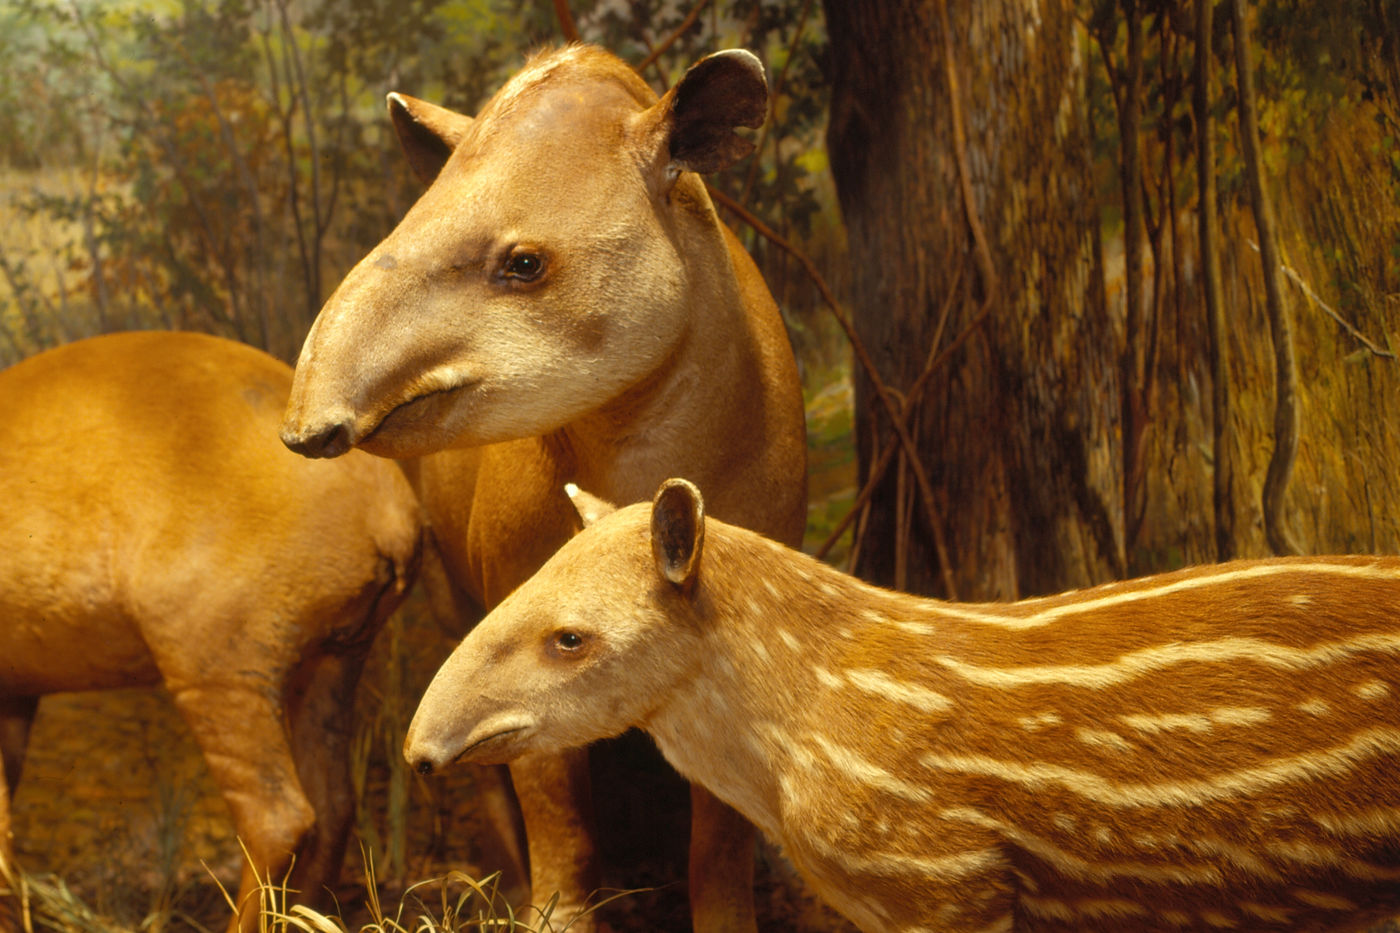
[808,733,932,803]
[778,629,802,653]
[1075,727,1133,753]
[1291,889,1355,910]
[846,668,953,712]
[1298,698,1331,716]
[1354,679,1390,700]
[1240,901,1292,924]
[1019,712,1063,731]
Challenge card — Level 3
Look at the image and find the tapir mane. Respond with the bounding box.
[478,44,659,133]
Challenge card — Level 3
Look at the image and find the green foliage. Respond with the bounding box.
[0,0,837,370]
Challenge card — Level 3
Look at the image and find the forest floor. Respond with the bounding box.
[6,364,859,933]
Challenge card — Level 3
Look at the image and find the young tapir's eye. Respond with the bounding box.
[502,251,545,282]
[546,630,589,660]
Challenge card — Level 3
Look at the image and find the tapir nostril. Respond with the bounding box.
[282,422,351,459]
[414,759,434,776]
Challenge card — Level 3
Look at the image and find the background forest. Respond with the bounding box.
[3,0,1400,930]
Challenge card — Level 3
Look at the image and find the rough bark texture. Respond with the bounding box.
[824,0,1123,599]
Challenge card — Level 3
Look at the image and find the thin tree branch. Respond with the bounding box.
[738,0,815,206]
[638,0,711,75]
[1197,0,1234,561]
[935,0,998,316]
[1231,0,1300,556]
[708,183,964,598]
[815,266,992,564]
[552,0,581,42]
[1244,240,1398,360]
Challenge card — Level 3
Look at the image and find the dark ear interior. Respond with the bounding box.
[667,49,768,174]
[651,478,706,588]
[387,92,474,186]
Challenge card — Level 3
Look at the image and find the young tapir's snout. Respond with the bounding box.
[282,45,769,462]
[404,480,706,776]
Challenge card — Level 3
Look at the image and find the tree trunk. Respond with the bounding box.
[1196,0,1235,560]
[824,0,1123,599]
[1114,0,1151,559]
[1230,0,1299,556]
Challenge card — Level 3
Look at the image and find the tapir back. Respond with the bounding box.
[0,331,419,695]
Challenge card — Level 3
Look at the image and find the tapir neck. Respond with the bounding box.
[643,532,912,844]
[559,190,797,537]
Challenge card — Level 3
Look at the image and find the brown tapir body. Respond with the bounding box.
[0,331,421,932]
[408,479,1400,933]
[280,44,808,931]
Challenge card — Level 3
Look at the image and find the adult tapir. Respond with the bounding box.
[280,44,808,931]
[0,331,421,933]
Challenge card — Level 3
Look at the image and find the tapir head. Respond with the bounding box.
[282,45,767,459]
[404,478,708,770]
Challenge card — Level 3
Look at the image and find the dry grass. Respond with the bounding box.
[3,842,638,933]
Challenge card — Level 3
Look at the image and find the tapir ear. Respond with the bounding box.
[387,92,475,186]
[565,483,617,529]
[633,49,767,191]
[651,478,705,590]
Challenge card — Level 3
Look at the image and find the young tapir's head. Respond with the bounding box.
[404,478,709,771]
[282,45,767,459]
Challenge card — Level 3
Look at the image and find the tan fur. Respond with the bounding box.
[0,332,421,933]
[408,479,1400,933]
[281,45,806,932]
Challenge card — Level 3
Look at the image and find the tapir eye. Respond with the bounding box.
[554,631,585,652]
[502,251,545,282]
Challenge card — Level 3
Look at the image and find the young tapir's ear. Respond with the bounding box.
[633,49,768,191]
[651,478,705,590]
[387,93,475,186]
[565,483,617,529]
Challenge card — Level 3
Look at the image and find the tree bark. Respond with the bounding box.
[824,0,1123,599]
[1196,0,1235,560]
[1230,0,1299,556]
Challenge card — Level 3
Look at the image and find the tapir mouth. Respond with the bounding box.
[453,725,528,765]
[359,379,480,454]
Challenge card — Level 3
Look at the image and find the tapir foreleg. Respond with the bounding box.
[689,788,757,932]
[284,651,365,908]
[161,674,315,933]
[510,749,601,929]
[0,697,35,931]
